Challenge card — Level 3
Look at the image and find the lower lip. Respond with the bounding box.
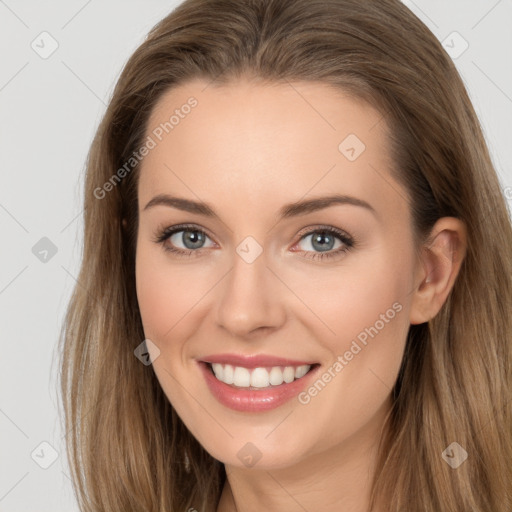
[198,361,320,412]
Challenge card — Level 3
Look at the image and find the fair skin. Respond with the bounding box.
[134,78,466,512]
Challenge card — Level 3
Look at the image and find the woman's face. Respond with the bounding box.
[135,78,421,469]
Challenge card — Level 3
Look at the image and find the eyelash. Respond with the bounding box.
[153,223,355,261]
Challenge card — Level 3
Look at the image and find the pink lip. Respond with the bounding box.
[199,353,316,369]
[197,361,320,412]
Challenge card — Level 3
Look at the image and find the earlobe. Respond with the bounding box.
[409,217,467,325]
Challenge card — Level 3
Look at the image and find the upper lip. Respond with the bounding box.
[199,353,317,368]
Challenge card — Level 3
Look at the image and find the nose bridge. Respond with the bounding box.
[215,237,286,336]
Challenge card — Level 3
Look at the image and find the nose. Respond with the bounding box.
[214,246,287,338]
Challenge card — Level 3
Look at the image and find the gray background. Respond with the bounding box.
[0,1,511,510]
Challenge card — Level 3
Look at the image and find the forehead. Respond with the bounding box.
[138,78,407,223]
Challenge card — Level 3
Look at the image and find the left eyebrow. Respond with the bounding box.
[278,194,377,219]
[142,193,377,219]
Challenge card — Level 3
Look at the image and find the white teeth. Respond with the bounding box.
[212,363,223,380]
[223,364,234,384]
[295,365,309,379]
[250,368,270,388]
[233,366,251,387]
[209,363,312,388]
[283,366,295,383]
[269,367,284,386]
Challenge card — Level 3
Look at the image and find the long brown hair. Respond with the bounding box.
[59,0,512,510]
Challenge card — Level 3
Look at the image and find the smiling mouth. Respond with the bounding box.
[205,362,320,389]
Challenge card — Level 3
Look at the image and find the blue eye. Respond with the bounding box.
[154,224,215,258]
[154,224,355,261]
[168,229,213,250]
[294,227,354,261]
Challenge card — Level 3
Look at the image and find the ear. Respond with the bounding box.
[409,217,467,325]
[122,218,128,230]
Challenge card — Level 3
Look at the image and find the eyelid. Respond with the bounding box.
[295,224,353,243]
[154,223,216,244]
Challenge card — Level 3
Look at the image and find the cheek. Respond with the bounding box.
[135,241,205,341]
[297,245,412,349]
[292,245,411,409]
[135,249,177,353]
